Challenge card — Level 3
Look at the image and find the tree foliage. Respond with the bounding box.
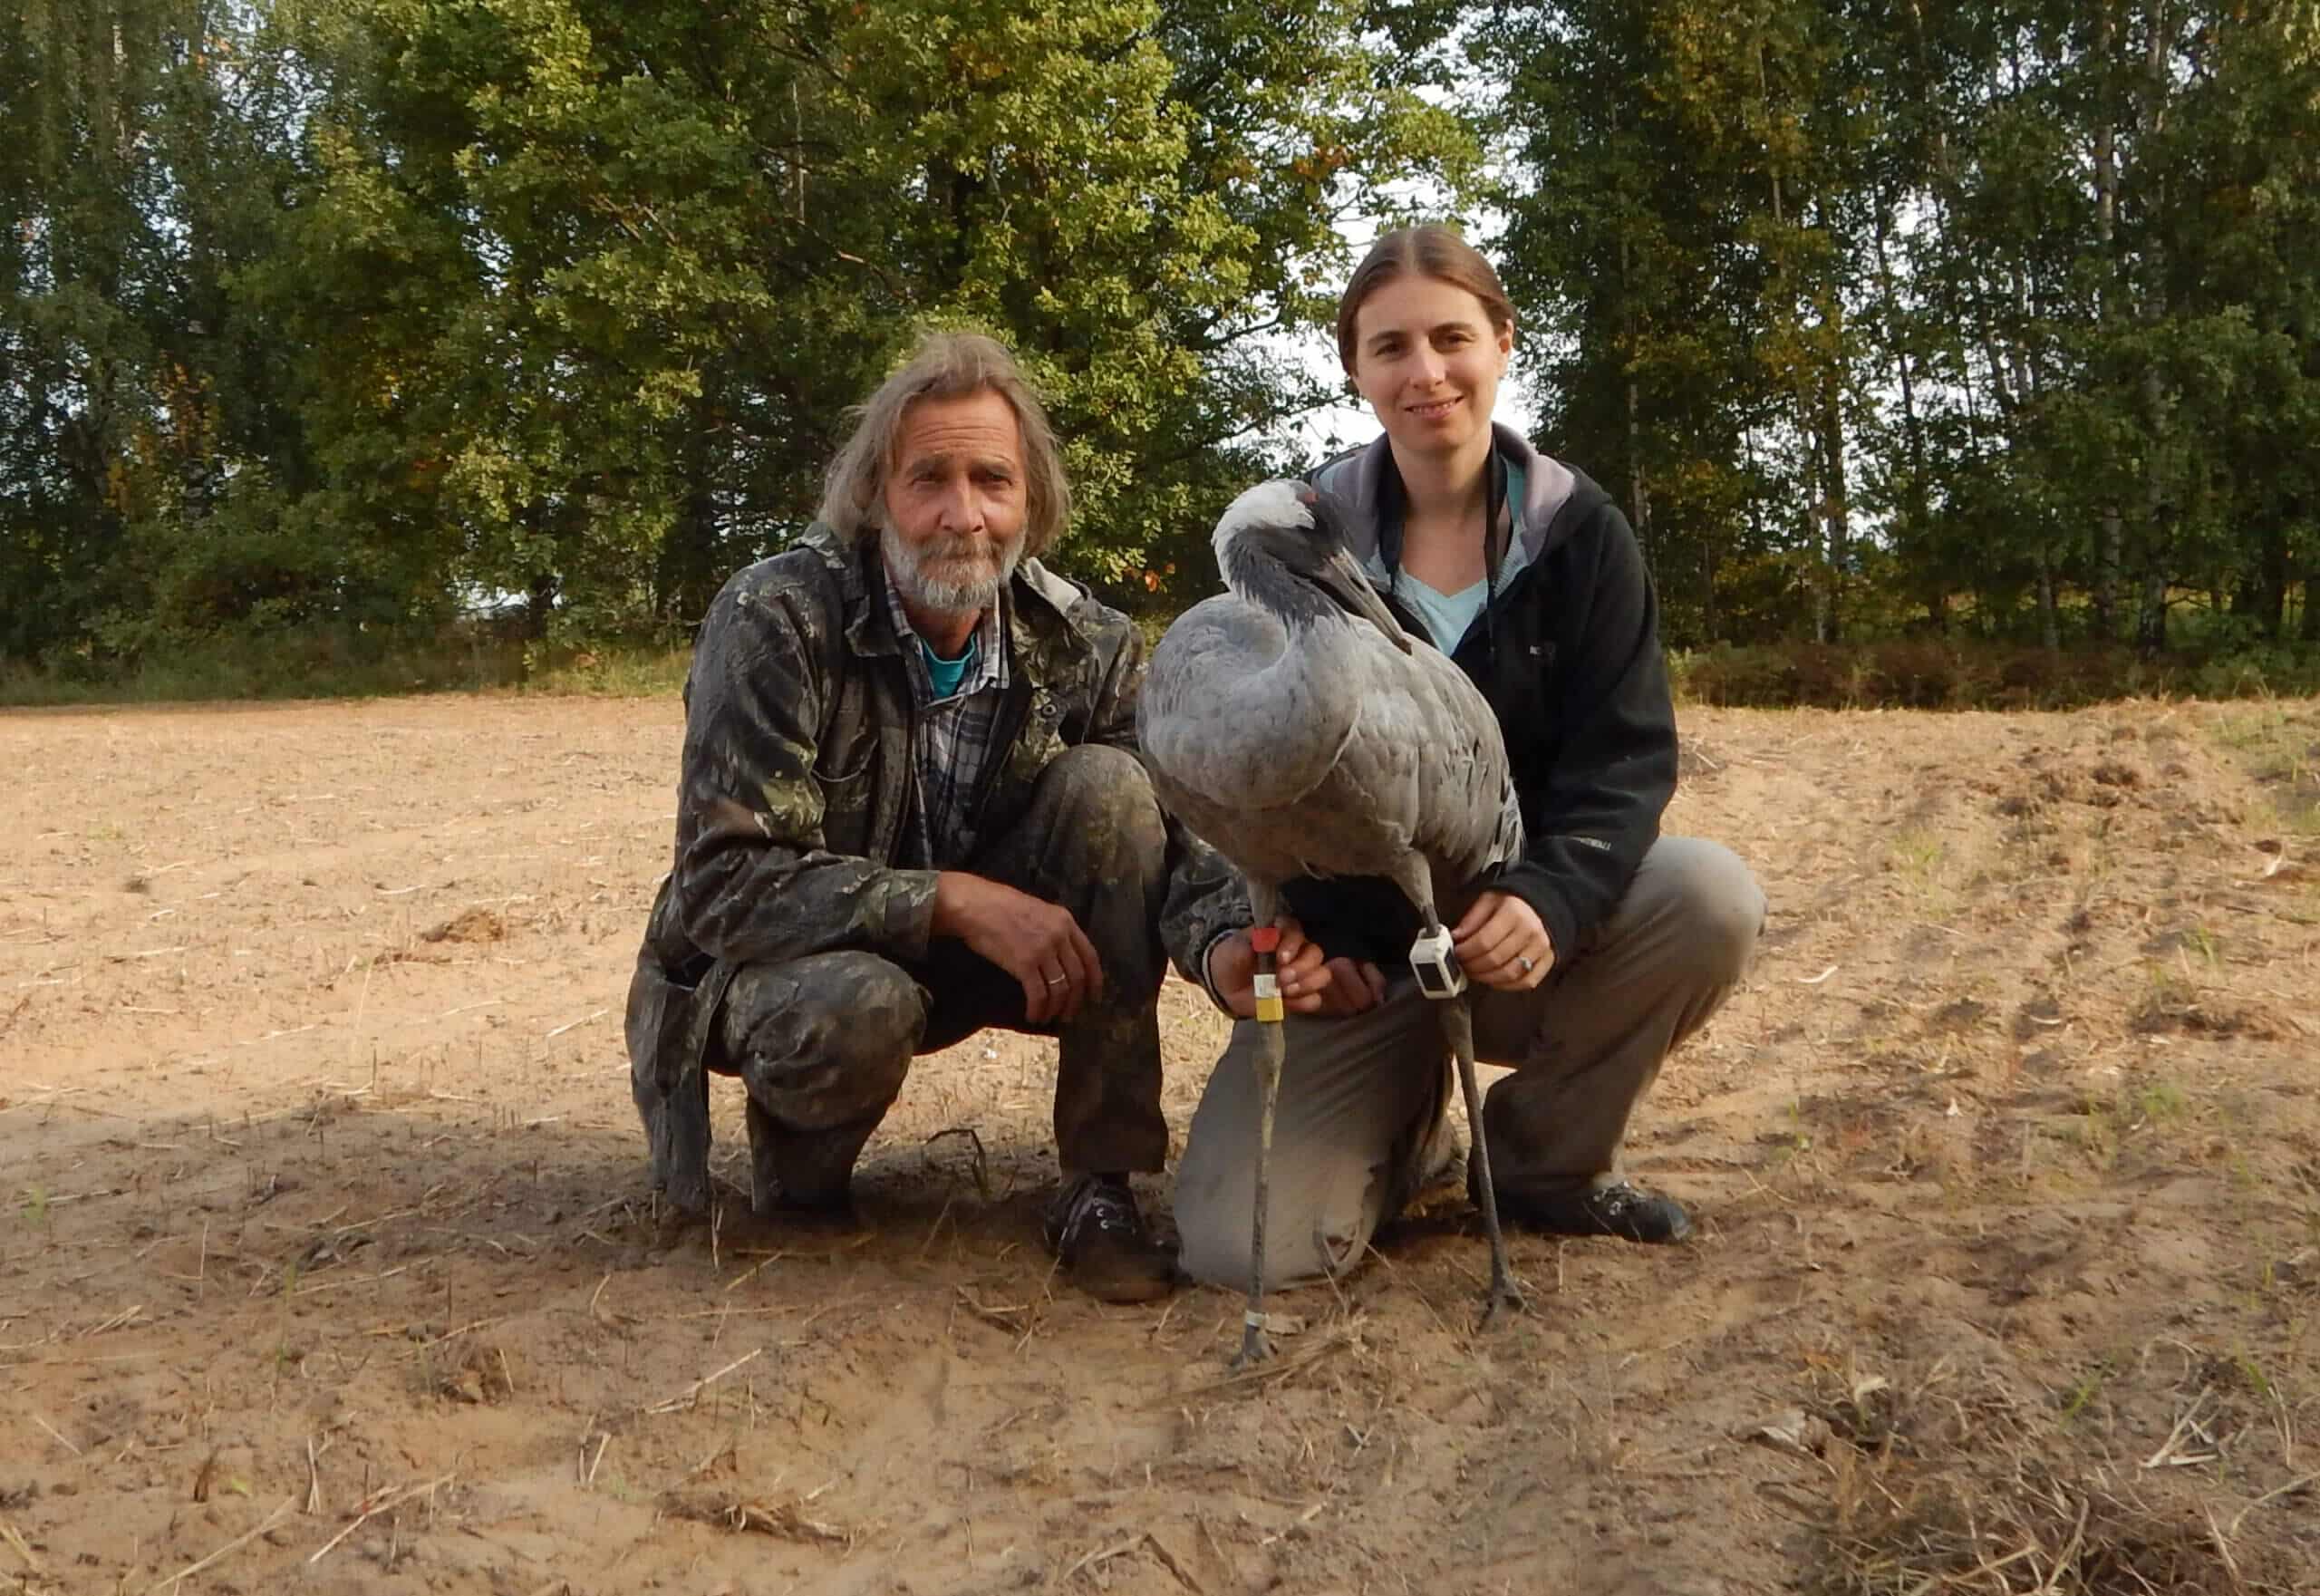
[2,0,1471,665]
[1488,0,2320,651]
[3,1,2316,674]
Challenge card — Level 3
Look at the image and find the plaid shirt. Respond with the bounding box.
[883,576,1010,868]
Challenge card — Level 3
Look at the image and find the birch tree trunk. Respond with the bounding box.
[2093,0,2123,641]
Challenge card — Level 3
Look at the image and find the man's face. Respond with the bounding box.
[880,389,1031,617]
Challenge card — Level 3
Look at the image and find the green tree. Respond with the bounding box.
[1490,0,1878,646]
[265,0,1474,638]
[1492,0,2320,653]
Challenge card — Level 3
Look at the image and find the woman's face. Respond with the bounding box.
[1348,274,1513,469]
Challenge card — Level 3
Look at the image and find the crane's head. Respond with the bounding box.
[1212,480,1415,653]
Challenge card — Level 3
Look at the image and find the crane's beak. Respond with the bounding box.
[1315,547,1415,653]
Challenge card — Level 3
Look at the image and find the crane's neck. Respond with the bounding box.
[1222,546,1368,638]
[1222,550,1394,689]
[1161,570,1381,811]
[1240,604,1370,721]
[1233,581,1329,638]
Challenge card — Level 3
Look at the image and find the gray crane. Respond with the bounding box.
[1140,479,1527,1367]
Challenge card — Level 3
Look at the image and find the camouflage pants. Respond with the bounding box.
[706,744,1172,1212]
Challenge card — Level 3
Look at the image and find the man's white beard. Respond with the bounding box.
[881,522,1025,617]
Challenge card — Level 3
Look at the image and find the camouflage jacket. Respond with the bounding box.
[627,527,1243,1092]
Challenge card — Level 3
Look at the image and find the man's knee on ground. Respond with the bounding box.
[720,951,924,1127]
[1036,744,1166,871]
[1663,837,1767,984]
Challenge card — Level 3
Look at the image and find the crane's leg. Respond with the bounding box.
[1234,881,1286,1370]
[1395,861,1524,1328]
[1439,993,1524,1324]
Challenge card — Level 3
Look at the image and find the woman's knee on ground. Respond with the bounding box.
[1174,1145,1382,1292]
[1176,1192,1375,1294]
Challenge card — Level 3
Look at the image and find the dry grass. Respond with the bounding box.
[1798,1349,2315,1595]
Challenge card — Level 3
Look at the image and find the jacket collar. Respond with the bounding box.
[1312,422,1580,564]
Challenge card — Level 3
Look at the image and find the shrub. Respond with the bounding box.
[1669,640,2320,711]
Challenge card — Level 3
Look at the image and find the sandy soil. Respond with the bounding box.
[3,693,2315,1595]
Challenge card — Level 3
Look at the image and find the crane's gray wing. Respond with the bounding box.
[1323,627,1522,888]
[1139,595,1355,817]
[1138,582,1519,903]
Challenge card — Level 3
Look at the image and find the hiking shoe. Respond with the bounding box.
[1490,1178,1694,1243]
[1043,1175,1177,1303]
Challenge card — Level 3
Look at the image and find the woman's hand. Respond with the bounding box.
[1207,918,1387,1019]
[1452,890,1553,991]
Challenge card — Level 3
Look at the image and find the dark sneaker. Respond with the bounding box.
[1490,1177,1694,1243]
[1043,1175,1177,1303]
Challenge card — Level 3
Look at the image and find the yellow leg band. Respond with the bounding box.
[1254,995,1284,1023]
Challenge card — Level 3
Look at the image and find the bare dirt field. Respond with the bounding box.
[4,693,2316,1595]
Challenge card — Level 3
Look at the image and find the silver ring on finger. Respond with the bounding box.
[1516,954,1535,975]
[1045,972,1068,987]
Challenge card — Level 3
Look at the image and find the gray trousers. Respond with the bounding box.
[711,744,1173,1211]
[1174,837,1765,1290]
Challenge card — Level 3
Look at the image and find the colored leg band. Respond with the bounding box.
[1252,943,1282,1023]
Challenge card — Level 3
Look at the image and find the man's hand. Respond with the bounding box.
[932,872,1104,1025]
[1451,890,1553,991]
[1207,917,1387,1020]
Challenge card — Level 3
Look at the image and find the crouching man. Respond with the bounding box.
[625,332,1187,1303]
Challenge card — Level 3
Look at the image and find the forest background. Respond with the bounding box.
[5,0,2319,707]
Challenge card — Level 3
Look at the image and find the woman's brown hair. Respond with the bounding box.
[1334,225,1517,373]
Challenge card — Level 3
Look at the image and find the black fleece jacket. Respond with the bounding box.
[1275,427,1679,968]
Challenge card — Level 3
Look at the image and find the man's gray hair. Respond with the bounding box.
[817,331,1071,559]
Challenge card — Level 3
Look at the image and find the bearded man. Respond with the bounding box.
[625,332,1213,1302]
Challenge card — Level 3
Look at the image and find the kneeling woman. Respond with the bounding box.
[1162,225,1766,1288]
